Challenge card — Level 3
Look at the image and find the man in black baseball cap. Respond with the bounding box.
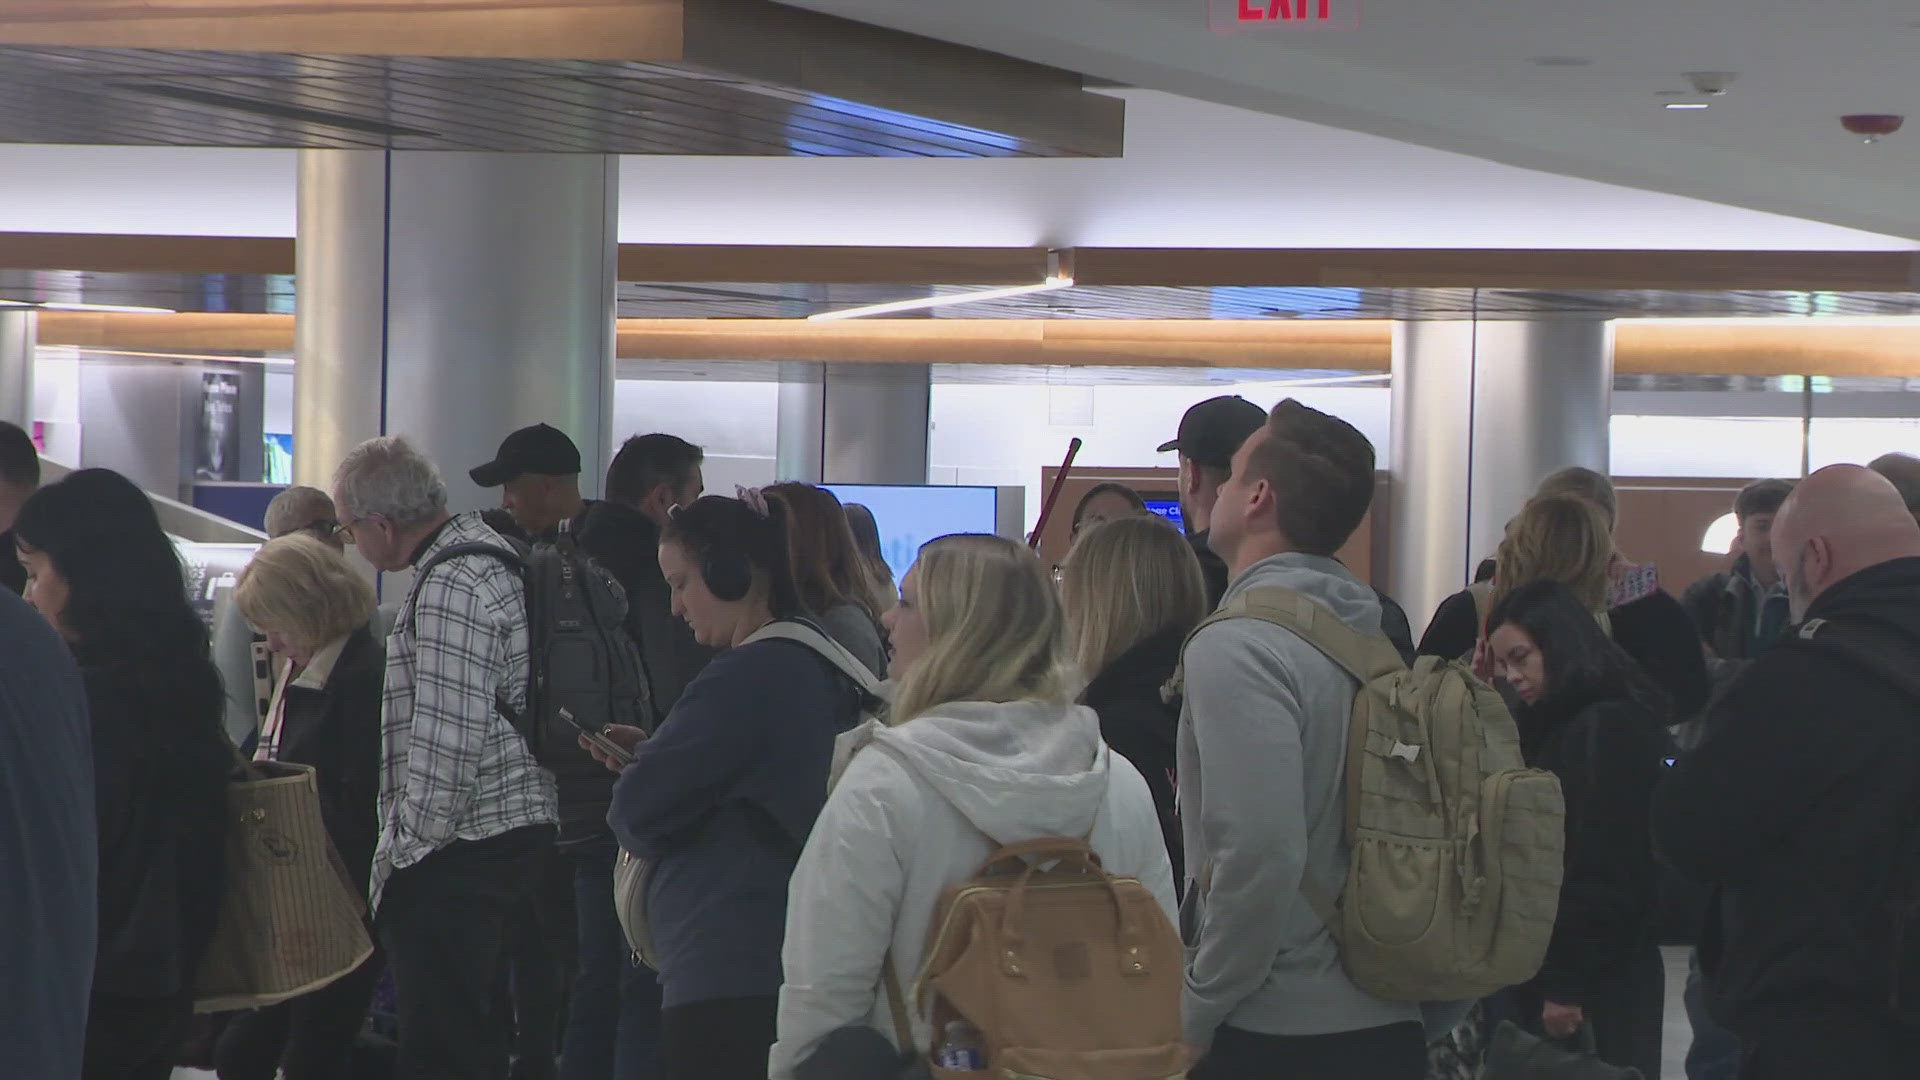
[1160,396,1267,606]
[470,422,586,538]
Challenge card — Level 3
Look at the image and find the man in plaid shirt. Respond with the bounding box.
[334,435,557,1080]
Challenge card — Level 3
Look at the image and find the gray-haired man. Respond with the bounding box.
[334,434,557,1080]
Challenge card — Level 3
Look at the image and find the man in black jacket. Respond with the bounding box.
[1655,465,1920,1080]
[474,426,711,1080]
[0,420,39,595]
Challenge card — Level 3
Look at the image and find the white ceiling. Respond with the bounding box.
[0,87,1910,250]
[776,0,1920,241]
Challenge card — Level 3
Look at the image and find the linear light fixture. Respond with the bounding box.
[0,299,177,314]
[808,249,1073,321]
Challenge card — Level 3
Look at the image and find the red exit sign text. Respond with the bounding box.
[1209,0,1360,30]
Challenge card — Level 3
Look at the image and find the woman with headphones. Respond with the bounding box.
[594,493,868,1080]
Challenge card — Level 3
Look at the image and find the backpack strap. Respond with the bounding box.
[1219,587,1408,684]
[404,540,532,732]
[743,619,887,714]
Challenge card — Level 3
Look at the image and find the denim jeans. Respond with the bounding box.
[1685,950,1742,1080]
[560,844,664,1080]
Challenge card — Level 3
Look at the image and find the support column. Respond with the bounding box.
[295,150,617,508]
[776,362,931,486]
[0,309,35,432]
[1388,319,1613,631]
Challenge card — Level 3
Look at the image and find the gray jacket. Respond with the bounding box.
[1178,553,1421,1046]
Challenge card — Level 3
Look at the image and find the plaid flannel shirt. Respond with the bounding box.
[368,511,556,910]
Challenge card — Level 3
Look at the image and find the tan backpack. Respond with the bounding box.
[883,837,1189,1080]
[1182,586,1566,1002]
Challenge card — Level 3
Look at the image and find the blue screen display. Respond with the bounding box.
[823,484,999,591]
[1144,498,1185,532]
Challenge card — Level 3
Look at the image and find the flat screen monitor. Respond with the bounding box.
[1143,497,1186,534]
[823,484,999,590]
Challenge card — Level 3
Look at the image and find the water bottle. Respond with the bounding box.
[934,1019,986,1071]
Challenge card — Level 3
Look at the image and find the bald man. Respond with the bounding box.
[1654,465,1920,1080]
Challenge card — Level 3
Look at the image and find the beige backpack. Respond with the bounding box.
[1183,586,1566,1002]
[883,837,1190,1080]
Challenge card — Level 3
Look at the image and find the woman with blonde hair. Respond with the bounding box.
[768,534,1176,1078]
[1418,494,1612,661]
[1061,514,1207,883]
[213,532,386,1080]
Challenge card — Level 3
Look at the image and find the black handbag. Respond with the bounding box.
[1481,1020,1644,1080]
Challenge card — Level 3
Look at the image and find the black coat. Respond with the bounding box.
[1420,586,1709,718]
[268,627,384,895]
[1515,693,1667,1007]
[561,501,714,843]
[84,649,231,1000]
[1082,627,1185,885]
[1655,556,1920,1035]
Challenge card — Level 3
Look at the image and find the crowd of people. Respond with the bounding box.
[2,397,1918,1080]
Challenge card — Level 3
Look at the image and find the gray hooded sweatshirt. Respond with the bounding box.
[1178,553,1423,1047]
[770,701,1178,1077]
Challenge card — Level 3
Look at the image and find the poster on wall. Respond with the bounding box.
[196,372,241,481]
[174,540,260,633]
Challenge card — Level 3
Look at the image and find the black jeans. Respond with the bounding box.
[1738,1013,1912,1080]
[213,952,383,1080]
[560,844,664,1080]
[377,824,554,1080]
[659,995,778,1080]
[502,841,575,1078]
[83,992,193,1080]
[1192,1021,1427,1080]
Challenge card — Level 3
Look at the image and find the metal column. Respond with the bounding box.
[295,150,617,508]
[1388,319,1613,631]
[776,361,931,486]
[0,309,35,432]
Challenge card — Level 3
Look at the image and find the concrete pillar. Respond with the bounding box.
[776,362,931,486]
[0,309,35,432]
[294,150,617,509]
[1389,319,1613,631]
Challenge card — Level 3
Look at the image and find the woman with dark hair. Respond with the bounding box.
[1070,481,1148,540]
[590,493,867,1080]
[840,502,897,618]
[15,468,231,1080]
[1483,579,1670,1079]
[764,482,889,677]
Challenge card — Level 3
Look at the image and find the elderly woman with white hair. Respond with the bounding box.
[211,531,386,1080]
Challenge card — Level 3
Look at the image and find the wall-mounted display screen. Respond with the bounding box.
[823,484,999,590]
[1143,497,1186,533]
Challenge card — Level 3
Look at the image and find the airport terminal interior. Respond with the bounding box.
[1,2,1917,1079]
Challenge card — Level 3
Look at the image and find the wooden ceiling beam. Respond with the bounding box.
[8,233,1919,290]
[33,311,1920,377]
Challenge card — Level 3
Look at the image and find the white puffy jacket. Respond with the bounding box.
[769,700,1178,1079]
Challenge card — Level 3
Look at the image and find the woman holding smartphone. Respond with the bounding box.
[586,493,866,1080]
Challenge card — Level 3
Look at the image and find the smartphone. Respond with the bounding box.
[562,707,635,766]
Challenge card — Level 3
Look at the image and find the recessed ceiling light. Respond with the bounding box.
[1665,102,1711,110]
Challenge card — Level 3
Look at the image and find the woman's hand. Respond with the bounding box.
[579,724,648,772]
[1541,1000,1584,1040]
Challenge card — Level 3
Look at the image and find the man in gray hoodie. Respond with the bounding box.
[1179,399,1426,1079]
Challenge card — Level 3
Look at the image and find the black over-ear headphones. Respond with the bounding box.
[703,542,754,602]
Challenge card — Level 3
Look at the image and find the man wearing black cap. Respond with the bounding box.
[1162,397,1415,661]
[471,424,711,1080]
[1160,396,1275,608]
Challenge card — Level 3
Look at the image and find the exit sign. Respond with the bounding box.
[1210,0,1360,30]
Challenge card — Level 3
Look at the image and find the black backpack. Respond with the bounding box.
[1789,615,1920,1026]
[411,519,652,764]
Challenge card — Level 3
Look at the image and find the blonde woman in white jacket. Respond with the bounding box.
[769,533,1178,1079]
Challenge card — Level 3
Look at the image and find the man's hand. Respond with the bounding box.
[579,724,648,772]
[1542,1000,1585,1040]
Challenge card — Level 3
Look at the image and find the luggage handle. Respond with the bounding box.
[993,840,1149,980]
